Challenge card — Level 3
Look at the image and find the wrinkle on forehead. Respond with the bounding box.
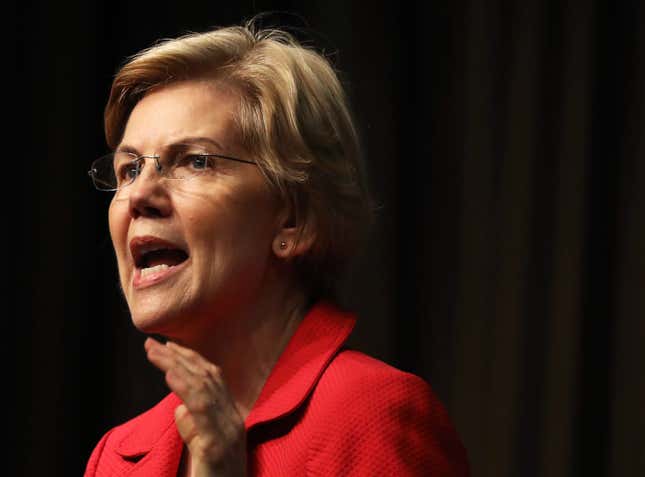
[120,80,242,156]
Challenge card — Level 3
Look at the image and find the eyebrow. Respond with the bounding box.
[116,136,226,154]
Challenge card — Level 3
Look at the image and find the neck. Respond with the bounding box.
[167,279,311,419]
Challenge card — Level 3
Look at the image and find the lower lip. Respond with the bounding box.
[132,259,190,289]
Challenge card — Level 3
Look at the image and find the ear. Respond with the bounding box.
[272,226,316,259]
[272,209,316,259]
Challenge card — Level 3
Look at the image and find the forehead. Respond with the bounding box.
[120,80,239,151]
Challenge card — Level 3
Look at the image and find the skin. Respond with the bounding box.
[108,79,311,476]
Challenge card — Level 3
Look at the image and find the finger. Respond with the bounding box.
[165,341,219,378]
[168,374,245,461]
[144,336,163,352]
[145,338,205,379]
[161,358,225,415]
[164,343,228,400]
[164,343,207,376]
[147,339,221,386]
[168,380,228,448]
[163,361,235,427]
[175,402,241,467]
[145,344,220,409]
[145,340,181,373]
[144,337,183,372]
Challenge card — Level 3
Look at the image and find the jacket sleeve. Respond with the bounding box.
[306,369,470,477]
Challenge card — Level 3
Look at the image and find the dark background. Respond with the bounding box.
[12,0,644,476]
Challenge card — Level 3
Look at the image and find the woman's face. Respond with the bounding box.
[108,80,283,338]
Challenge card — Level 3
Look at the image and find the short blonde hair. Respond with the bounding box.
[105,20,373,298]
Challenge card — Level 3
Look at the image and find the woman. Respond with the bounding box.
[85,20,470,477]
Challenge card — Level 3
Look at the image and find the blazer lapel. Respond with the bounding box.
[245,301,356,430]
[115,393,185,477]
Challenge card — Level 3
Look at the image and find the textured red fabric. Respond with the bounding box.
[85,302,470,476]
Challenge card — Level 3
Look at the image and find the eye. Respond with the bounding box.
[188,154,213,170]
[123,163,140,179]
[170,152,218,180]
[177,154,215,172]
[114,155,141,184]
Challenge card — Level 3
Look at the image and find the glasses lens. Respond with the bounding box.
[89,154,116,190]
[90,152,142,190]
[167,152,216,181]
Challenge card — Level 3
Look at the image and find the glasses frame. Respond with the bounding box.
[88,151,257,192]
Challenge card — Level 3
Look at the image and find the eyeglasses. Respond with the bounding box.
[88,149,256,192]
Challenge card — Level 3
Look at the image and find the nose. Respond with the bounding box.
[124,157,172,219]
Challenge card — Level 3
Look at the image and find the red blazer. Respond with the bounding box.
[85,302,470,476]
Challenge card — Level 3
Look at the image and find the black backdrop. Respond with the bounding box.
[12,1,644,476]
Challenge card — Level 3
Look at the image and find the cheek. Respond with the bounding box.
[186,195,277,262]
[184,183,277,235]
[108,201,128,258]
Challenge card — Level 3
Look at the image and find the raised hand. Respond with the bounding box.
[145,337,247,477]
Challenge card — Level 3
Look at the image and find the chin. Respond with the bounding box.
[129,304,185,336]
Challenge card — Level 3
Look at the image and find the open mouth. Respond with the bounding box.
[130,236,189,285]
[137,248,189,277]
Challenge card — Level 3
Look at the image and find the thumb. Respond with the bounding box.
[174,404,198,445]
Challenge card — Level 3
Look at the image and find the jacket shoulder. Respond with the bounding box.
[315,349,437,405]
[306,350,470,476]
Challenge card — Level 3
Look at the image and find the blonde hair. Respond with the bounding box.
[105,20,373,298]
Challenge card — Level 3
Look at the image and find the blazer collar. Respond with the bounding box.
[245,301,356,429]
[115,301,356,458]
